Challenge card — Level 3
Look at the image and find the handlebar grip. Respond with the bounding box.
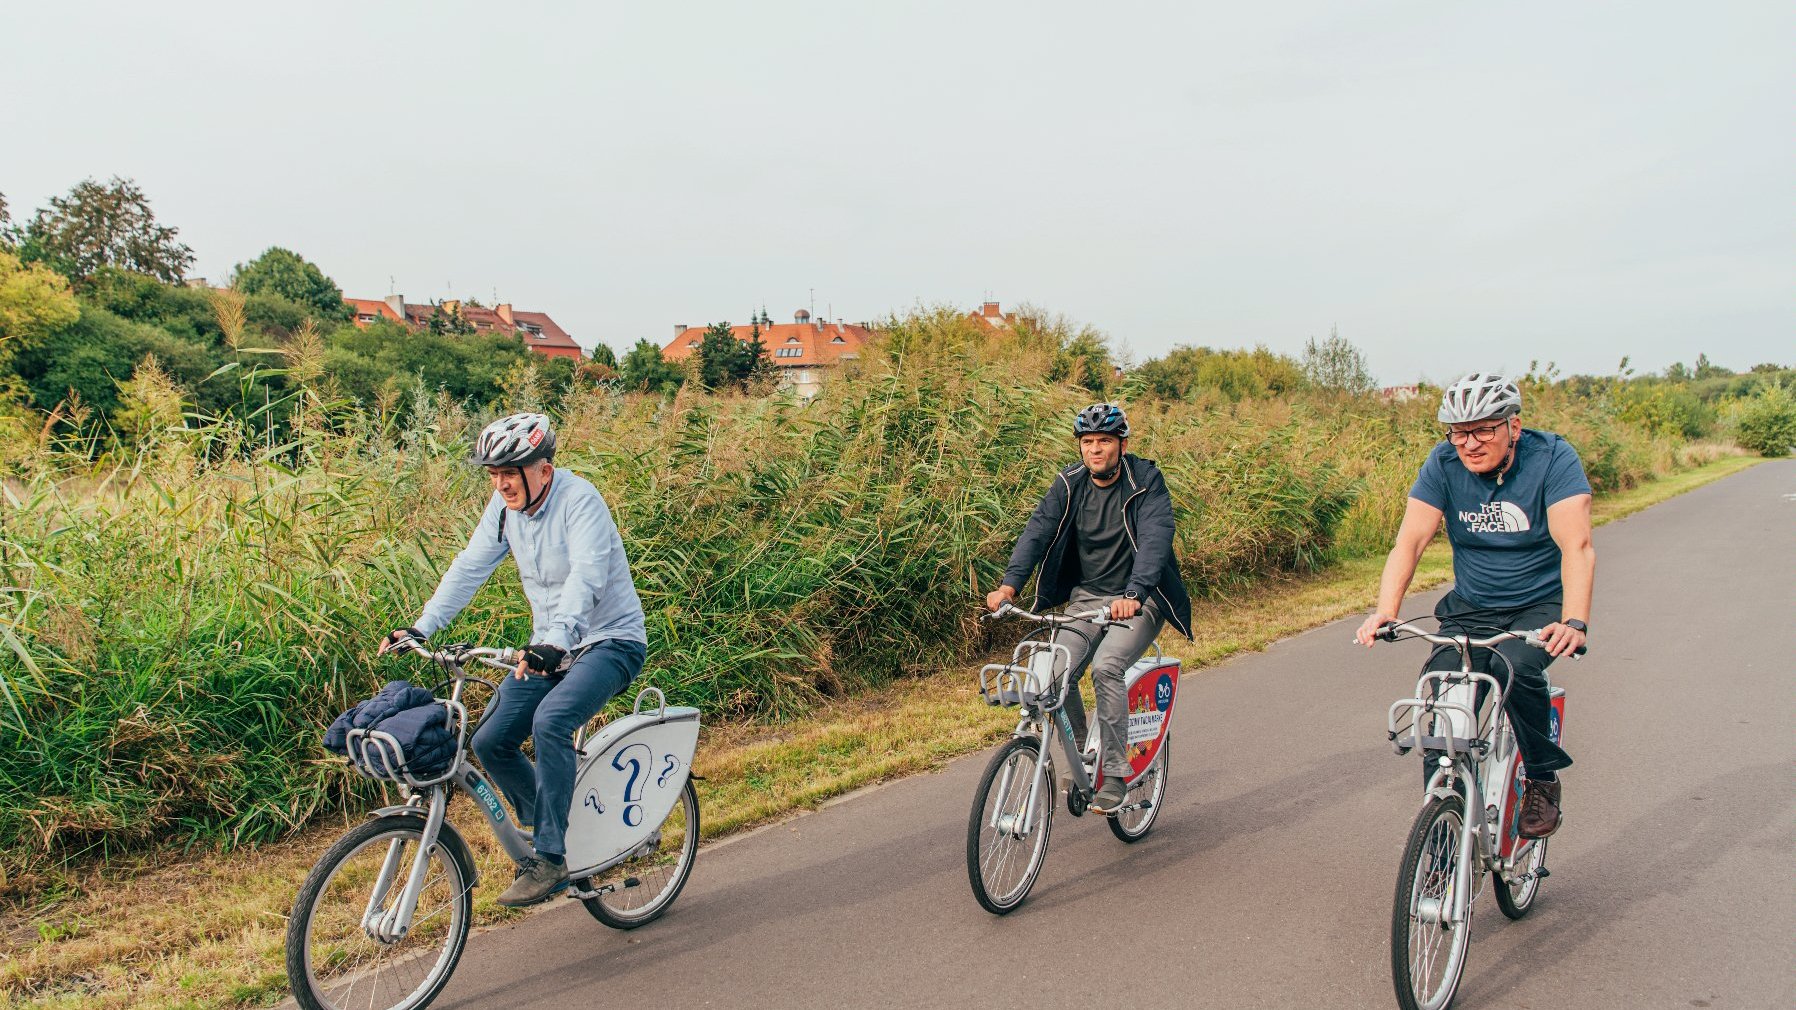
[1374,624,1397,642]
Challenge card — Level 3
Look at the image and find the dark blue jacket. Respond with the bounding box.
[323,681,456,777]
[1001,455,1193,640]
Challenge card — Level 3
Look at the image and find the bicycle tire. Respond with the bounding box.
[966,736,1053,915]
[287,814,476,1010]
[1391,793,1473,1010]
[581,778,701,929]
[1493,836,1547,920]
[1107,733,1170,843]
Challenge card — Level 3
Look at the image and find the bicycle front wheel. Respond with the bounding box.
[580,777,700,929]
[286,814,476,1010]
[966,736,1053,915]
[1391,793,1473,1010]
[1108,733,1170,843]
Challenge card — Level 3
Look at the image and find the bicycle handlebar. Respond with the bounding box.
[390,638,521,673]
[1373,622,1586,659]
[982,601,1133,631]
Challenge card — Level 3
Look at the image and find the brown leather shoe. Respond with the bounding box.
[1518,778,1562,839]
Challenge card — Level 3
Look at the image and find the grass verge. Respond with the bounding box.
[0,452,1760,1009]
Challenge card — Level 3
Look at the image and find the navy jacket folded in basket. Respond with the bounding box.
[323,680,457,778]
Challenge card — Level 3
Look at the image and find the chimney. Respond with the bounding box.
[674,323,687,336]
[495,303,514,326]
[384,294,404,320]
[443,299,460,315]
[982,301,1001,317]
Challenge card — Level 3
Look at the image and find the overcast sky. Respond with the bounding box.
[4,1,1790,384]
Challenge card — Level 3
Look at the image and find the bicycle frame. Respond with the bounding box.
[1385,628,1562,928]
[978,606,1174,834]
[349,646,696,941]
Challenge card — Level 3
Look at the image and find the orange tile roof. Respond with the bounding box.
[346,298,402,324]
[661,321,872,366]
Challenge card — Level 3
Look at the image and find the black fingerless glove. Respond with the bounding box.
[385,627,426,652]
[522,643,566,675]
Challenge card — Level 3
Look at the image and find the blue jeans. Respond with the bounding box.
[470,638,646,860]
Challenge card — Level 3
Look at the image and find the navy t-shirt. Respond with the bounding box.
[1408,428,1593,609]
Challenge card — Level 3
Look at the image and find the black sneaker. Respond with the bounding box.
[1089,777,1129,814]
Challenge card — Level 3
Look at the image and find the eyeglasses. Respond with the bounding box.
[1445,423,1507,446]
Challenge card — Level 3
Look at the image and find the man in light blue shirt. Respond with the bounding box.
[381,412,648,906]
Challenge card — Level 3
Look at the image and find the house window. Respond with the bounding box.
[688,340,699,348]
[357,313,374,323]
[785,336,801,343]
[522,323,543,335]
[830,336,845,344]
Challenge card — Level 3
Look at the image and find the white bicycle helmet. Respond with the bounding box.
[1437,373,1521,424]
[471,412,556,467]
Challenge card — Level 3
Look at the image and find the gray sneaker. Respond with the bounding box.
[496,857,570,907]
[1089,777,1129,814]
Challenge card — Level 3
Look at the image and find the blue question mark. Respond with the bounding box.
[657,754,680,788]
[611,743,652,827]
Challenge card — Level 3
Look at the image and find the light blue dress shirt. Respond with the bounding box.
[414,469,647,651]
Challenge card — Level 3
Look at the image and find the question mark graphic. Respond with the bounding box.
[583,788,605,816]
[611,743,652,827]
[657,754,681,788]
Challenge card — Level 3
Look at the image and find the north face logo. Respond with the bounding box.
[1458,501,1531,534]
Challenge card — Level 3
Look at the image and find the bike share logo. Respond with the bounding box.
[1459,501,1531,534]
[1154,672,1174,712]
[1549,708,1561,744]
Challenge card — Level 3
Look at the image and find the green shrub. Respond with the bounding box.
[1728,381,1796,457]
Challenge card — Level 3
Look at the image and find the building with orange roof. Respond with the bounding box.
[348,294,584,360]
[662,309,873,397]
[967,300,1017,331]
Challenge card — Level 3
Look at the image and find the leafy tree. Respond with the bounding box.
[232,247,349,321]
[589,341,618,369]
[426,302,475,336]
[696,321,749,390]
[324,319,534,406]
[1693,352,1729,381]
[742,321,776,386]
[1132,345,1306,401]
[17,177,194,283]
[620,338,684,394]
[0,191,13,250]
[1300,326,1376,394]
[1049,330,1114,393]
[0,250,80,370]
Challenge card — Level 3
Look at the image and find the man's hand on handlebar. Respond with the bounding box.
[985,585,1017,613]
[1536,621,1587,658]
[516,643,566,681]
[1109,597,1141,621]
[379,627,426,656]
[1354,612,1396,648]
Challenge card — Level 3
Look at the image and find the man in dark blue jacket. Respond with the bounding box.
[986,402,1193,813]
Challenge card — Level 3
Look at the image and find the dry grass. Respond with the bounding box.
[0,452,1760,1010]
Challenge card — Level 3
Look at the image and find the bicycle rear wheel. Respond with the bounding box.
[1108,733,1170,843]
[580,778,700,929]
[287,814,475,1010]
[1391,794,1472,1010]
[966,736,1053,915]
[1494,836,1547,920]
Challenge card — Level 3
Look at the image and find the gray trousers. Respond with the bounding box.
[1050,586,1167,777]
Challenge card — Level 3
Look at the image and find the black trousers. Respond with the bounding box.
[1422,591,1573,779]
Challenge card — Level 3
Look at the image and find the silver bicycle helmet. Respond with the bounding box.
[471,412,557,467]
[1073,402,1130,439]
[1437,373,1521,424]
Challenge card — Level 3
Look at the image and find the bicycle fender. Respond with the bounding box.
[361,806,480,888]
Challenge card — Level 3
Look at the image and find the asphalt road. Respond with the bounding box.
[434,460,1794,1010]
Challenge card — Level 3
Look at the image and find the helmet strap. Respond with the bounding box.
[519,464,552,513]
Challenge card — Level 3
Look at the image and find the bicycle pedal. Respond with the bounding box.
[1535,866,1550,878]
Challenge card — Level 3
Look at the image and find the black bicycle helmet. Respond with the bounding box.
[471,413,556,467]
[1073,402,1130,439]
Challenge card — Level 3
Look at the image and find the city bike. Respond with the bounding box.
[1377,619,1579,1010]
[285,642,701,1010]
[965,603,1181,914]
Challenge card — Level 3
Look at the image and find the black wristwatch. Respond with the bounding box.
[1562,619,1588,634]
[1123,591,1139,601]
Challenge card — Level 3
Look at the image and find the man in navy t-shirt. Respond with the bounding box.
[1355,373,1595,838]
